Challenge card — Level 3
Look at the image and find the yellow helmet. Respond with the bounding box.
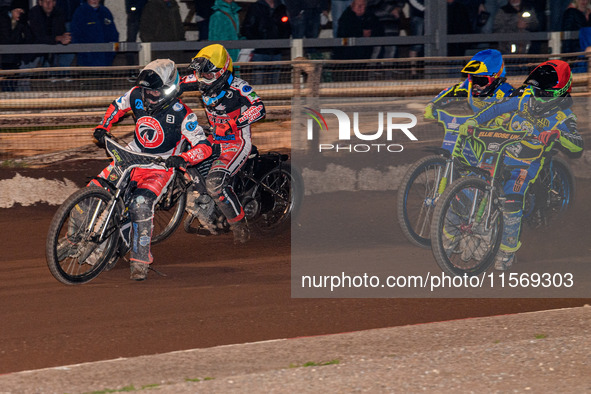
[189,44,233,87]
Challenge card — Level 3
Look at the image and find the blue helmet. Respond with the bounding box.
[462,49,506,78]
[461,49,506,96]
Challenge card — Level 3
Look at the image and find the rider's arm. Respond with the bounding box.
[98,88,136,131]
[179,74,199,94]
[179,112,213,165]
[554,115,584,153]
[234,81,266,129]
[430,81,469,109]
[472,95,519,125]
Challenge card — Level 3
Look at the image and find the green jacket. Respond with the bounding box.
[208,0,241,62]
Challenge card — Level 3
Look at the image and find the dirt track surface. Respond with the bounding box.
[1,157,590,392]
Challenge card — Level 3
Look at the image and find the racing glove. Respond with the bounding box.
[165,155,188,169]
[537,129,561,146]
[93,126,109,147]
[424,103,435,120]
[458,118,478,136]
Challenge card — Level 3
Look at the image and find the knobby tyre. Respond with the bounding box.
[46,186,119,285]
[397,155,447,248]
[250,162,304,235]
[430,176,503,277]
[539,156,575,216]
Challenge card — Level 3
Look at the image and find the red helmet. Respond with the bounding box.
[523,60,572,97]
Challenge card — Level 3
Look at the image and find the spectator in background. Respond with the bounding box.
[208,0,241,62]
[241,0,290,85]
[406,0,424,77]
[551,0,573,31]
[480,0,506,35]
[368,0,404,59]
[331,0,353,38]
[0,1,35,70]
[125,0,146,67]
[56,0,80,30]
[406,0,424,57]
[29,0,73,67]
[140,0,185,63]
[562,0,591,53]
[71,0,118,66]
[457,0,486,34]
[448,0,473,56]
[493,0,539,54]
[334,0,380,60]
[194,0,214,41]
[284,0,329,39]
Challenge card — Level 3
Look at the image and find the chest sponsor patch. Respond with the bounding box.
[173,102,183,112]
[135,99,144,110]
[136,117,165,148]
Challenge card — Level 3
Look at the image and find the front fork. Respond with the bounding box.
[434,158,454,204]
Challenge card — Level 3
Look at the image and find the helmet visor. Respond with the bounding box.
[144,88,162,104]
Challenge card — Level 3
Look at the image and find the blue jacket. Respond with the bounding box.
[71,2,119,66]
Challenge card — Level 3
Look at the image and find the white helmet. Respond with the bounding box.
[136,59,180,114]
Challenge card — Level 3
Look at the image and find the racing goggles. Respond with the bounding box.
[469,74,494,88]
[190,57,226,85]
[530,85,569,98]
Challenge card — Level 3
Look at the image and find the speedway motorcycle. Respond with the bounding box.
[46,136,303,285]
[397,109,573,250]
[429,124,574,276]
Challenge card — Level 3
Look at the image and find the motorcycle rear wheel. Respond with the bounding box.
[397,155,447,249]
[250,162,304,234]
[46,186,119,285]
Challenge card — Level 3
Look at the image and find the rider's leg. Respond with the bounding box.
[128,168,174,280]
[129,188,157,280]
[206,169,250,243]
[185,166,219,235]
[496,160,543,270]
[206,138,252,243]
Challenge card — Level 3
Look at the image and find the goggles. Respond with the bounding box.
[470,75,494,88]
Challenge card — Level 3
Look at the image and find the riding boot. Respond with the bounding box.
[129,191,156,281]
[494,209,522,271]
[230,217,250,244]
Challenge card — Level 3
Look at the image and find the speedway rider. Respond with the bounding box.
[424,49,514,119]
[459,60,583,271]
[180,44,266,244]
[92,59,212,281]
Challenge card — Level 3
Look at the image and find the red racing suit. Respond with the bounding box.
[93,86,212,265]
[180,73,266,223]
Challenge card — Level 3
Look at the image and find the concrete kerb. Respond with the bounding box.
[0,306,589,393]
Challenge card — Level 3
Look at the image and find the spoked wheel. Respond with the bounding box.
[397,155,447,248]
[152,176,187,244]
[46,186,120,285]
[538,156,575,224]
[250,163,304,234]
[430,177,503,276]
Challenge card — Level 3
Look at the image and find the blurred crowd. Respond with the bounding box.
[1,0,591,71]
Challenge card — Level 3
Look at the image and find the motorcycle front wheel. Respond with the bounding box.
[46,186,120,285]
[430,177,503,277]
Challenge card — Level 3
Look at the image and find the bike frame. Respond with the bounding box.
[88,137,172,249]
